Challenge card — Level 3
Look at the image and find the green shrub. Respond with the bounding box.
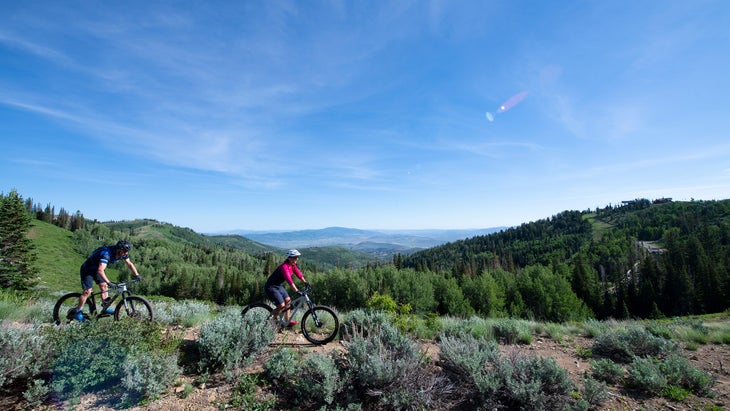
[366,292,398,313]
[709,330,730,345]
[438,334,499,380]
[197,308,273,375]
[659,354,715,396]
[492,318,532,344]
[645,321,674,340]
[589,358,624,384]
[661,385,690,401]
[439,316,495,341]
[23,378,49,409]
[543,322,567,342]
[294,351,345,406]
[0,323,50,389]
[51,336,128,398]
[707,322,730,345]
[121,347,181,402]
[394,312,442,340]
[592,326,678,363]
[48,317,167,354]
[263,348,300,385]
[582,318,610,338]
[575,345,592,359]
[151,299,212,327]
[439,333,576,410]
[341,309,394,340]
[579,375,610,406]
[625,357,667,394]
[47,319,176,403]
[230,374,275,411]
[344,318,451,410]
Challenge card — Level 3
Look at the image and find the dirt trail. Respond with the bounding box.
[10,326,729,410]
[132,328,730,411]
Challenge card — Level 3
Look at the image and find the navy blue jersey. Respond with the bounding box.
[80,246,128,275]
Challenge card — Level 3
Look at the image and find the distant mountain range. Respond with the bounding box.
[216,226,507,255]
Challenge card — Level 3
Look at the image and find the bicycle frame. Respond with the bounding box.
[88,281,134,317]
[278,292,316,324]
[53,278,154,324]
[242,282,339,344]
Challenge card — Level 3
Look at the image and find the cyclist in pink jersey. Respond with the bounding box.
[265,249,308,326]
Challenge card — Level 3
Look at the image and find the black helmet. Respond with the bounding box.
[116,240,132,252]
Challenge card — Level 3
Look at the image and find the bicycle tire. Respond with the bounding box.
[52,292,94,325]
[242,302,274,322]
[301,306,339,345]
[114,295,154,322]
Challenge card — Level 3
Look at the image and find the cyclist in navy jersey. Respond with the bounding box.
[74,240,141,321]
[265,249,308,327]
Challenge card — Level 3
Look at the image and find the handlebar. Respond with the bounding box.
[110,277,141,291]
[296,282,312,297]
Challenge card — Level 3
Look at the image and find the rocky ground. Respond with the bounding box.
[5,326,729,410]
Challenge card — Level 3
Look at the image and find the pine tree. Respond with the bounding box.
[0,190,39,290]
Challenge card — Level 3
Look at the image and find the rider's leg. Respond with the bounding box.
[99,281,109,300]
[283,297,292,323]
[271,301,286,318]
[74,288,92,321]
[78,271,94,311]
[77,288,92,311]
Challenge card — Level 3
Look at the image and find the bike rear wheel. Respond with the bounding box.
[242,302,274,323]
[52,292,93,325]
[301,306,339,345]
[114,296,154,322]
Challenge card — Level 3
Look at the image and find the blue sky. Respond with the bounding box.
[2,1,729,232]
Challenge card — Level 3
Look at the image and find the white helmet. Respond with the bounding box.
[286,249,301,258]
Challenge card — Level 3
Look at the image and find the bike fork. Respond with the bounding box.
[306,301,322,326]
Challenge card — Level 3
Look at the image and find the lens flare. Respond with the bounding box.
[486,90,529,123]
[496,91,528,114]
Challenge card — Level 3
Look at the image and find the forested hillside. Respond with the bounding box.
[6,191,730,322]
[401,199,730,319]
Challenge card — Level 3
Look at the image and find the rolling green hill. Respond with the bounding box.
[28,219,85,293]
[205,233,280,255]
[14,193,730,321]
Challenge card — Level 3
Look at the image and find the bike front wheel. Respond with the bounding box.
[114,296,154,322]
[301,306,339,345]
[52,292,93,325]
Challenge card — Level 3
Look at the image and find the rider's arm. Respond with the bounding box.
[293,265,306,285]
[281,264,299,292]
[125,259,140,277]
[97,261,111,284]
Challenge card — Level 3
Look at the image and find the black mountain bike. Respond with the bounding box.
[242,283,339,345]
[52,278,153,325]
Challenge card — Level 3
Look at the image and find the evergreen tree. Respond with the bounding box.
[0,190,39,290]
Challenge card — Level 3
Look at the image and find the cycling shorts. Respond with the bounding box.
[265,284,289,306]
[80,267,106,291]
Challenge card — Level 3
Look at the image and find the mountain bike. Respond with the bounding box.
[242,283,339,345]
[52,278,154,325]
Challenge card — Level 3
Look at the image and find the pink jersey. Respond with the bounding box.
[265,261,304,288]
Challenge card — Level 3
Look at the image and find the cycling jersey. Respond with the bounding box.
[265,261,304,288]
[80,246,128,275]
